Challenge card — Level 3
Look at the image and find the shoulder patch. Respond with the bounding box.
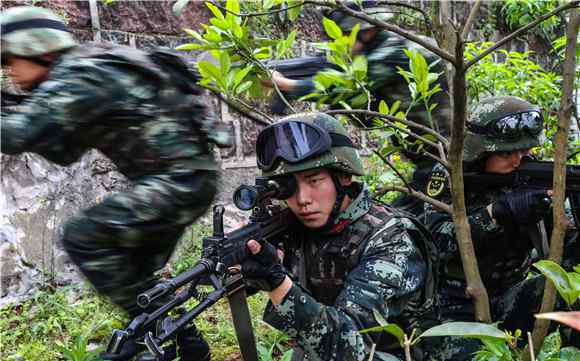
[426,169,447,198]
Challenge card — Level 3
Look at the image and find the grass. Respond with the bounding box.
[0,223,291,361]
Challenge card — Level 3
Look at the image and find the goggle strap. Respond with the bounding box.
[466,122,491,135]
[329,133,356,148]
[1,19,70,35]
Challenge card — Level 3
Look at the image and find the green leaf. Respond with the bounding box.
[233,66,253,87]
[287,0,303,21]
[206,2,225,19]
[388,100,400,115]
[350,93,368,108]
[263,0,275,10]
[379,100,389,115]
[183,28,206,43]
[220,51,231,77]
[323,17,343,40]
[534,260,580,305]
[419,322,507,340]
[360,324,406,347]
[209,17,229,31]
[235,80,252,95]
[558,346,580,360]
[198,61,225,89]
[275,31,296,59]
[476,337,513,360]
[357,309,406,347]
[226,0,240,15]
[537,330,562,361]
[348,23,360,48]
[204,28,223,42]
[352,55,367,78]
[173,0,191,16]
[175,43,203,51]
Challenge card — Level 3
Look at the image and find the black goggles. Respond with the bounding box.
[256,120,355,171]
[467,111,544,141]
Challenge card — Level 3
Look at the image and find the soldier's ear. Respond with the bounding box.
[338,173,353,187]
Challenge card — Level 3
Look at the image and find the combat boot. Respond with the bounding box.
[177,324,210,361]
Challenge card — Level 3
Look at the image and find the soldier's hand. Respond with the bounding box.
[241,239,286,291]
[492,189,552,225]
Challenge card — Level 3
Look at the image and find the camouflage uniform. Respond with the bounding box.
[421,97,579,359]
[1,7,219,318]
[256,113,438,361]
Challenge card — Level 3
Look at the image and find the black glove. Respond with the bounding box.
[241,241,287,291]
[492,189,552,225]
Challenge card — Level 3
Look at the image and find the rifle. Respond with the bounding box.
[464,157,580,231]
[104,176,297,361]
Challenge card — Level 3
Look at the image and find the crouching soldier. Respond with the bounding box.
[239,113,438,360]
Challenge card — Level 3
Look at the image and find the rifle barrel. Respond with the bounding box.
[137,258,214,308]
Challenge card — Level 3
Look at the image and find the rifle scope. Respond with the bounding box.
[233,176,296,210]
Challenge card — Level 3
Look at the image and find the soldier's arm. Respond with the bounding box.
[425,201,503,255]
[263,222,423,361]
[1,62,122,164]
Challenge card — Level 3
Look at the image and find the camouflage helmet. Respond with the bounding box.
[260,112,365,177]
[1,6,76,61]
[326,2,393,32]
[464,96,543,162]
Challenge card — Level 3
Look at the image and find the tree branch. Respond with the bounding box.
[214,92,273,126]
[527,8,579,358]
[465,1,579,69]
[372,1,436,34]
[373,150,412,192]
[375,185,452,214]
[461,0,481,40]
[325,109,449,146]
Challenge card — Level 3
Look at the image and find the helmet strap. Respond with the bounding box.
[317,172,351,234]
[27,56,54,68]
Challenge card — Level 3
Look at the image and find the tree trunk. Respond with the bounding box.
[448,35,492,323]
[527,9,579,358]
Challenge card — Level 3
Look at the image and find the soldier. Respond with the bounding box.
[264,1,450,216]
[0,6,224,361]
[422,96,579,359]
[238,112,438,361]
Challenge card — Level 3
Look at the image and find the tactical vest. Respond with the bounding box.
[426,173,534,300]
[283,201,439,353]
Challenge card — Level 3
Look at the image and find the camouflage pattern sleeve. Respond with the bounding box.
[263,218,424,361]
[424,202,503,261]
[1,61,122,164]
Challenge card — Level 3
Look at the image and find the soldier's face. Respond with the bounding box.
[286,168,352,229]
[4,56,50,90]
[485,149,531,174]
